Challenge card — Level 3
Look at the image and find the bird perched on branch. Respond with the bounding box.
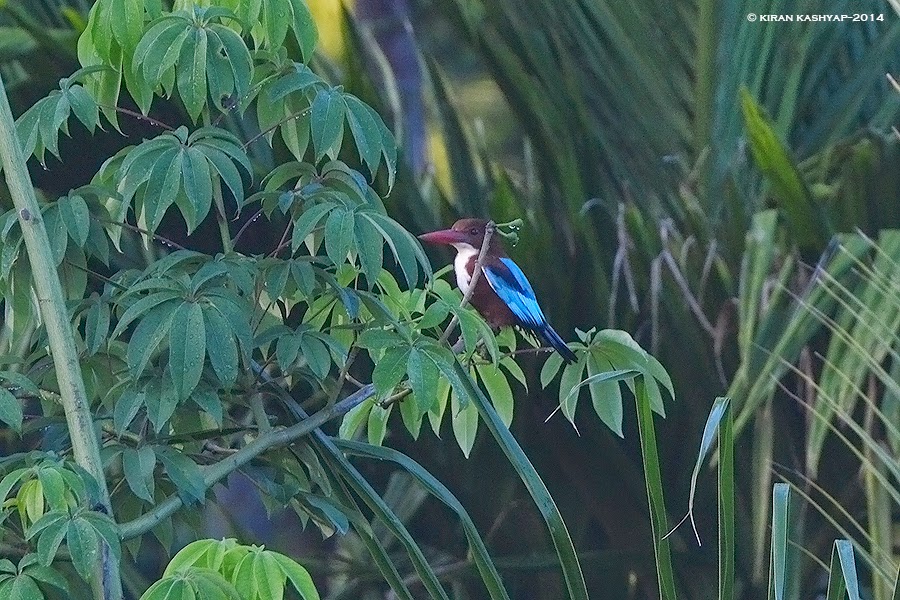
[419,218,577,363]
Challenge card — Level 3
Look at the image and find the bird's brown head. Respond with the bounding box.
[418,218,503,253]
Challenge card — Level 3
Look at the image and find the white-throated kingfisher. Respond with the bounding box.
[419,218,577,363]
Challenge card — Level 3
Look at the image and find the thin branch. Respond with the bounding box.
[98,105,176,132]
[232,207,265,246]
[99,218,187,250]
[118,383,375,540]
[243,107,312,149]
[439,221,495,345]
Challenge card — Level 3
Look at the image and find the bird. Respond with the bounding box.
[418,218,577,363]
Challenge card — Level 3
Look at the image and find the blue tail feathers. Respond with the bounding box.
[539,325,577,363]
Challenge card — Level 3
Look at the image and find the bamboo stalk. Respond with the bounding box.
[0,73,122,600]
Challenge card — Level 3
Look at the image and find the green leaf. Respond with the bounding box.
[367,403,391,446]
[6,574,42,600]
[323,207,354,266]
[127,300,179,380]
[178,28,210,122]
[113,388,145,434]
[476,364,514,428]
[135,19,191,89]
[84,298,111,355]
[359,212,431,287]
[144,379,179,433]
[67,85,100,134]
[113,0,145,54]
[310,87,346,161]
[771,483,793,600]
[670,397,731,552]
[344,95,382,178]
[122,446,156,502]
[20,564,68,594]
[35,468,65,511]
[198,144,246,207]
[36,519,68,566]
[288,0,318,62]
[142,147,183,232]
[0,388,23,434]
[291,202,335,252]
[141,578,180,600]
[180,148,213,233]
[42,204,68,265]
[451,391,478,457]
[372,346,410,396]
[407,347,441,414]
[208,24,253,110]
[67,516,100,582]
[585,359,633,436]
[718,398,734,600]
[300,334,332,379]
[540,352,565,388]
[165,539,221,573]
[203,305,238,386]
[353,213,383,283]
[169,302,206,400]
[740,88,830,249]
[270,552,320,600]
[253,552,286,600]
[60,195,90,247]
[338,398,373,440]
[192,387,223,425]
[154,447,205,503]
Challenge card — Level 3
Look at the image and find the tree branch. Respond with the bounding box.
[118,384,375,541]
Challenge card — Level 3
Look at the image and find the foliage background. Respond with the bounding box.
[0,0,899,599]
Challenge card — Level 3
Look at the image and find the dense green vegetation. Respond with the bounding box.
[0,0,898,599]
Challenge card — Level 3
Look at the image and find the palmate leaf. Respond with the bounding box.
[88,0,145,62]
[116,127,250,233]
[268,76,397,184]
[128,7,253,119]
[15,70,102,165]
[230,0,318,61]
[541,329,674,433]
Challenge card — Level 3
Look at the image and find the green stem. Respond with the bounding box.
[119,384,375,540]
[0,74,122,600]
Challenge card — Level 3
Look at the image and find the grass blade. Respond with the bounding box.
[826,540,862,600]
[718,398,735,600]
[336,439,511,600]
[451,360,589,600]
[270,376,451,600]
[769,483,794,600]
[633,376,677,600]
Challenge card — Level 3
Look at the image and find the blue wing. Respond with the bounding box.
[483,257,577,363]
[482,257,548,329]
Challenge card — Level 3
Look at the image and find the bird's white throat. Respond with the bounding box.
[452,243,478,294]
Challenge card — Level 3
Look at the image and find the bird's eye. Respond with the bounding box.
[470,228,478,235]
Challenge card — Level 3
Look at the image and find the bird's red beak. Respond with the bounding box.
[418,229,467,246]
